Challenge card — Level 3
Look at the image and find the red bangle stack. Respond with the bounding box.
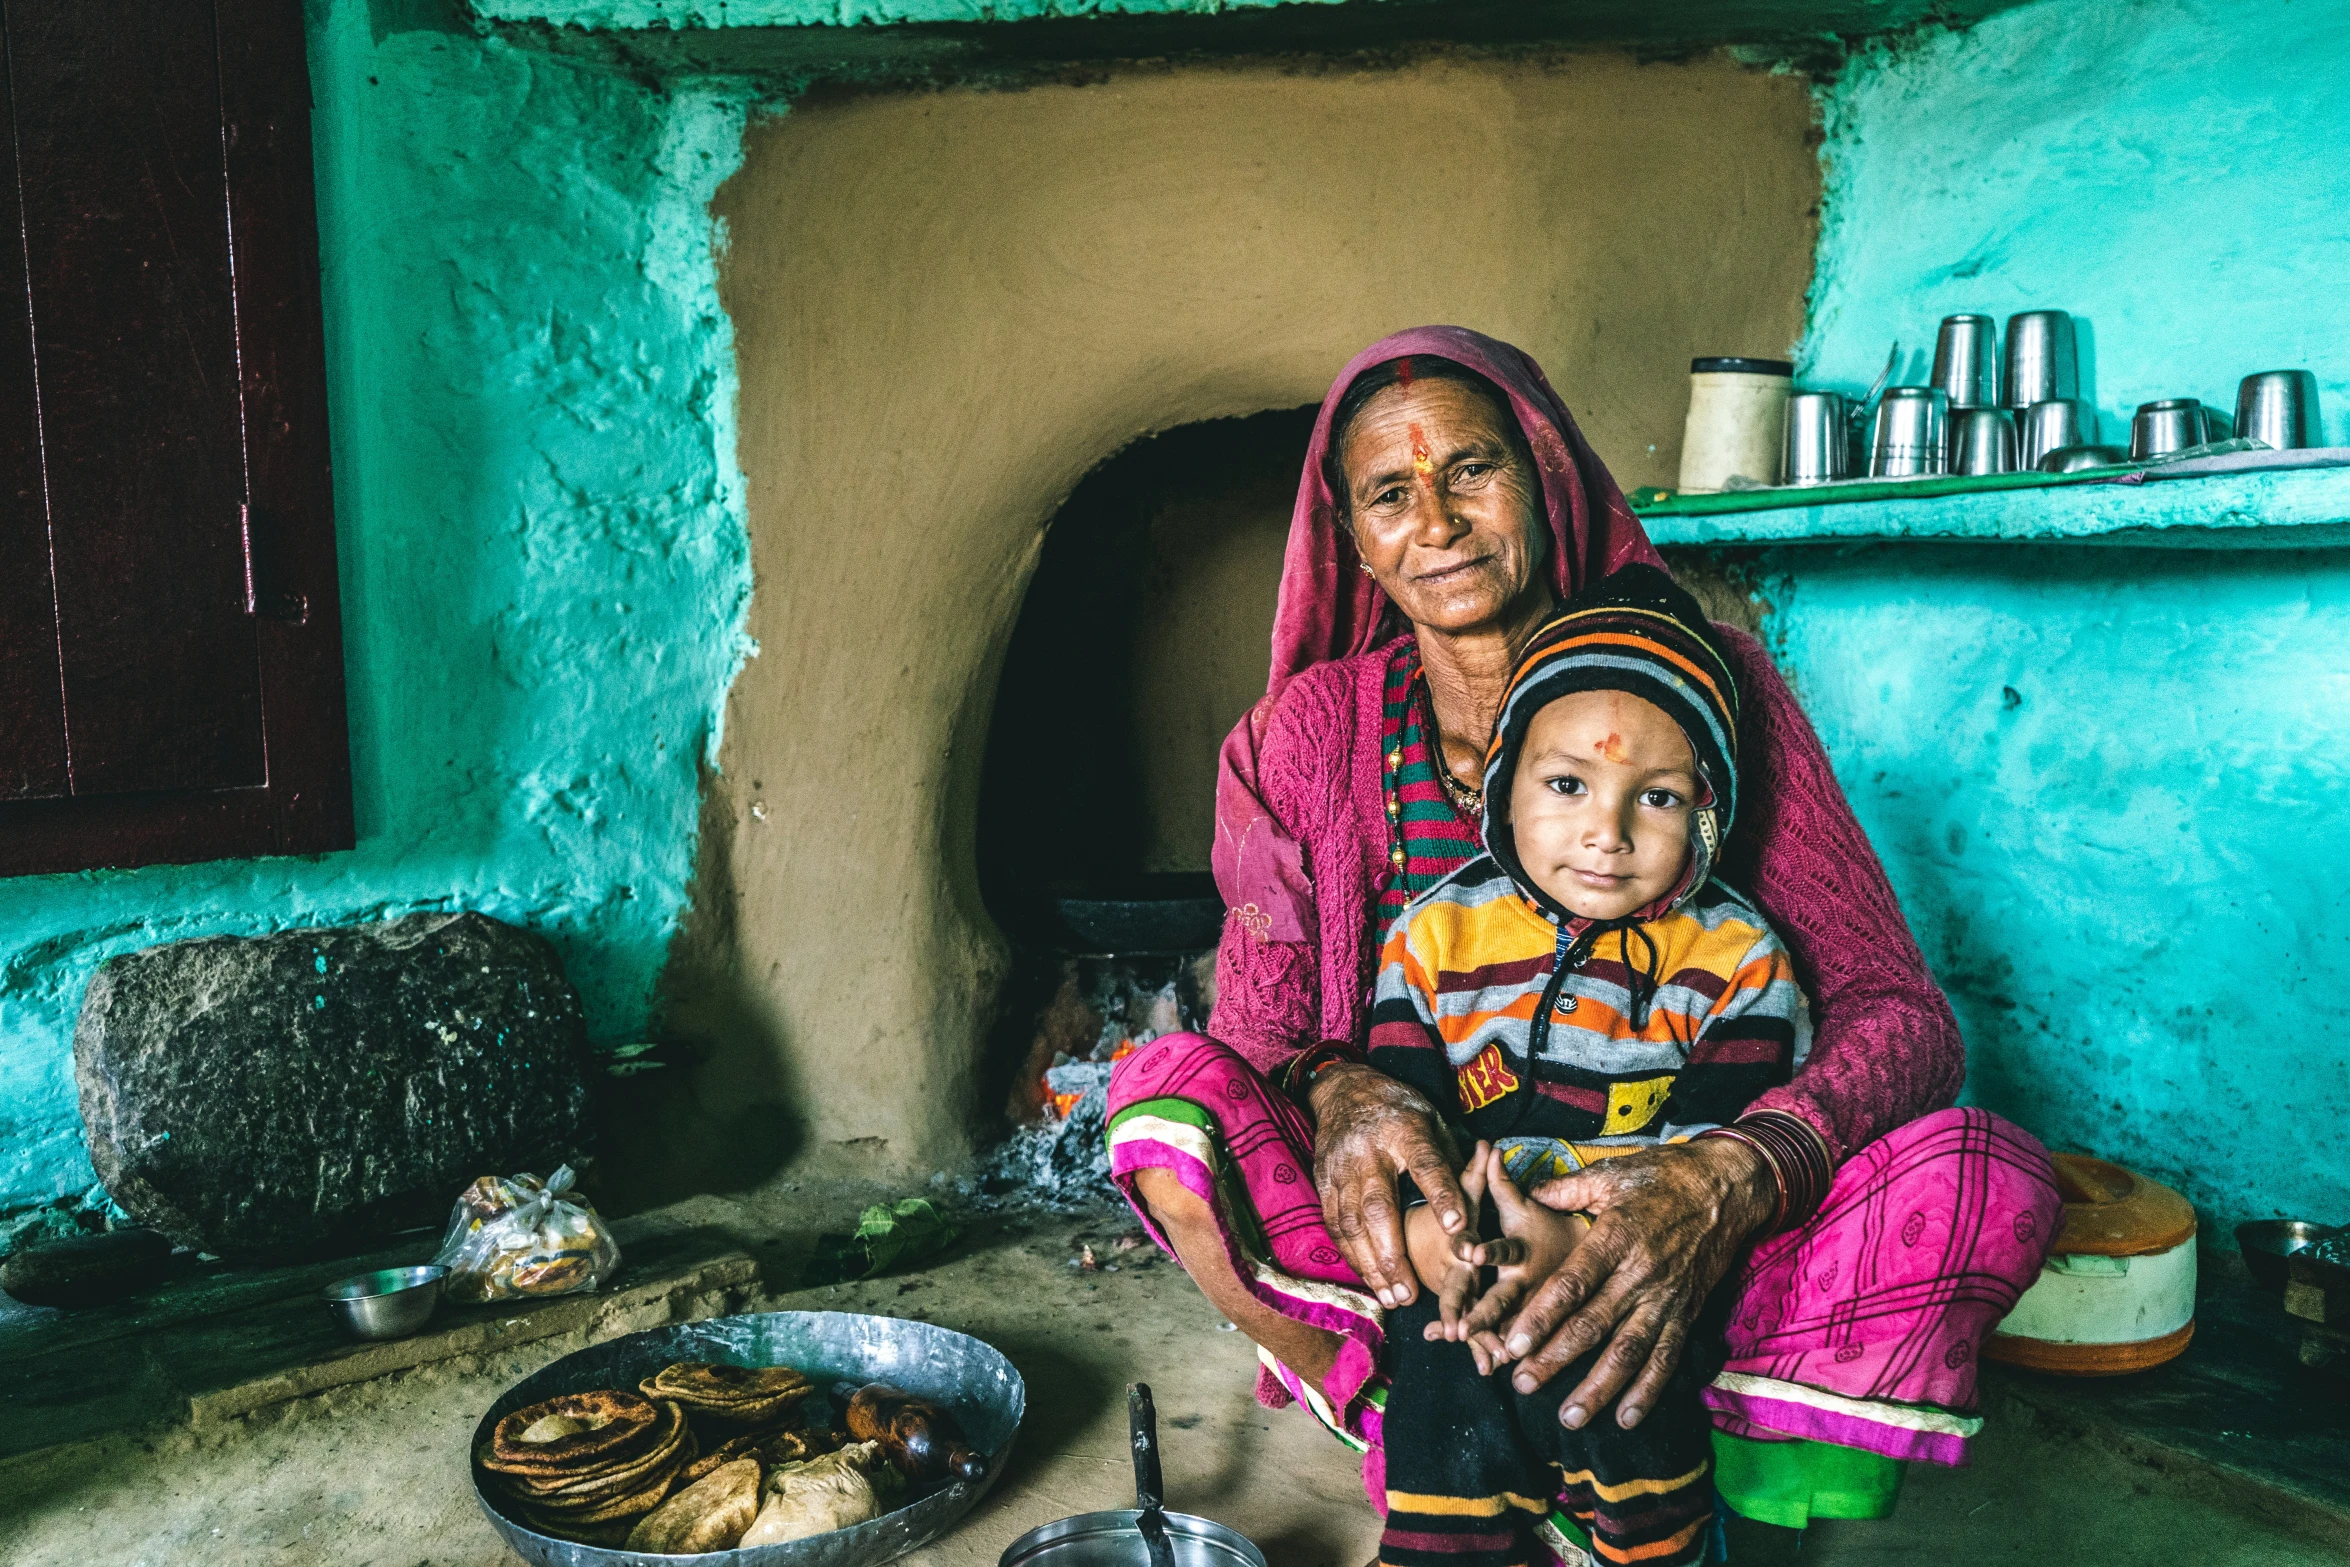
[1281,1039,1366,1115]
[1699,1110,1836,1234]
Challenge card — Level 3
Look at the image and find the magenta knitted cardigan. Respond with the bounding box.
[1205,629,1964,1166]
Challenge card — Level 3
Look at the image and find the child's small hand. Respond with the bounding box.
[1451,1146,1588,1365]
[1404,1141,1525,1343]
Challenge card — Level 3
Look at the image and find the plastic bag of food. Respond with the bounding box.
[432,1164,620,1303]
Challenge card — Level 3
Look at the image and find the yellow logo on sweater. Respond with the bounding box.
[1603,1075,1676,1135]
[1455,1043,1521,1112]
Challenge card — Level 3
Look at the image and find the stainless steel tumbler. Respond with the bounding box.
[1950,407,2017,476]
[1781,391,1851,485]
[1868,387,1949,478]
[2130,398,2208,460]
[2003,311,2078,409]
[1931,315,1999,410]
[2234,370,2319,451]
[2019,398,2096,470]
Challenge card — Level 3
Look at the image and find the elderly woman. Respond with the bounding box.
[1104,328,2059,1563]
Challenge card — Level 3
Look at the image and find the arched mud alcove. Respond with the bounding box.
[976,406,1312,906]
[970,408,1309,1128]
[639,51,1819,1195]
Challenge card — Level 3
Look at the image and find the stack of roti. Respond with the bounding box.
[640,1362,816,1429]
[476,1391,696,1544]
[483,1362,887,1554]
[677,1420,842,1487]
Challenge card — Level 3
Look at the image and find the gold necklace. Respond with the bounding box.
[1436,762,1483,815]
[1415,667,1484,816]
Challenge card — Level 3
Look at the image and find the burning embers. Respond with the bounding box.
[985,953,1211,1205]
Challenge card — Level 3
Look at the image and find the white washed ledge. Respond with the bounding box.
[1640,457,2350,550]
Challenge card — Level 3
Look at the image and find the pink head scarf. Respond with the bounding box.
[1266,324,1663,691]
[1214,326,1664,943]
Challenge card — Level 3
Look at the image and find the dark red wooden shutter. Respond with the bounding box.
[0,21,66,803]
[0,0,350,876]
[10,0,266,797]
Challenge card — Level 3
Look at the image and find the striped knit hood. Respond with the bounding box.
[1481,564,1741,926]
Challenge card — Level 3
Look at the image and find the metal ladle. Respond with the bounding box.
[997,1383,1268,1567]
[1130,1384,1177,1567]
[1849,341,1900,446]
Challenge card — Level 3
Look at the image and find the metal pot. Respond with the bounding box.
[998,1386,1265,1567]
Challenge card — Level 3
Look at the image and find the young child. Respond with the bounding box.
[1368,564,1810,1567]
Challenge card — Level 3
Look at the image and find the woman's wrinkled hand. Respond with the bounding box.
[1496,1137,1777,1430]
[1308,1062,1471,1309]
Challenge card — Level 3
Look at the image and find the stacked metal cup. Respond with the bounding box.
[1932,315,1999,409]
[2130,398,2208,460]
[2004,311,2077,409]
[2003,310,2100,470]
[1933,314,2014,476]
[2020,400,2097,470]
[1951,408,2018,476]
[2235,371,2319,450]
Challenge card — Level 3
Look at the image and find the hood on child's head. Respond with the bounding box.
[1480,563,1742,921]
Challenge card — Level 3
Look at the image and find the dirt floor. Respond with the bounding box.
[0,1186,2343,1566]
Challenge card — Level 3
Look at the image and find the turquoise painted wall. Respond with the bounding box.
[1775,0,2350,1227]
[0,1,755,1224]
[1803,0,2350,442]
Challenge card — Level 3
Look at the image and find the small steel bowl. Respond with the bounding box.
[2237,1220,2338,1296]
[2037,443,2133,473]
[322,1264,446,1340]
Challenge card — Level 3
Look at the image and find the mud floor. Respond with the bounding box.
[0,1188,2341,1566]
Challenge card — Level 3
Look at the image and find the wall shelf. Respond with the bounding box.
[472,0,2038,82]
[1635,460,2350,550]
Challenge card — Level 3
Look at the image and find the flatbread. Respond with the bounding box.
[518,1505,640,1548]
[678,1422,841,1487]
[483,1390,660,1474]
[640,1362,815,1427]
[623,1457,763,1555]
[501,1405,693,1506]
[519,1419,694,1509]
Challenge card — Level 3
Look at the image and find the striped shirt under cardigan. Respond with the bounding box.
[1369,856,1811,1178]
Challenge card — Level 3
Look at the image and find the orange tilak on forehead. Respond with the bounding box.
[1407,422,1436,482]
[1592,731,1629,763]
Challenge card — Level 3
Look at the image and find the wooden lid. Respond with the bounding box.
[2048,1153,2198,1257]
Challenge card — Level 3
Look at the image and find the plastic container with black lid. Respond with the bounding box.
[1679,356,1794,492]
[1690,356,1795,377]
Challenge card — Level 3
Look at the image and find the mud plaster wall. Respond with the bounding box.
[1749,0,2350,1228]
[0,1,753,1221]
[658,53,1818,1185]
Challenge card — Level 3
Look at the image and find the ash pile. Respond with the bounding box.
[983,952,1212,1208]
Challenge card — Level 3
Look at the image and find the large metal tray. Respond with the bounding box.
[472,1309,1026,1567]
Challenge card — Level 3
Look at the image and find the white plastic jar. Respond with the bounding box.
[1677,356,1793,493]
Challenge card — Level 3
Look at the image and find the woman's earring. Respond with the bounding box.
[1358,562,1374,576]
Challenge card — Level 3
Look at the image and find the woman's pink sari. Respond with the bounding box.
[1108,1034,2059,1482]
